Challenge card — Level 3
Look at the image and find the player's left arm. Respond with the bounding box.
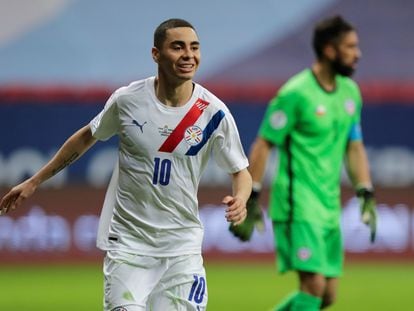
[345,139,372,188]
[345,130,377,242]
[223,168,252,226]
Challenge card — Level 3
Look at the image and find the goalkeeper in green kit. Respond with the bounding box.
[230,15,377,310]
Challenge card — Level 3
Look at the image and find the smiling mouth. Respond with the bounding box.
[178,64,195,73]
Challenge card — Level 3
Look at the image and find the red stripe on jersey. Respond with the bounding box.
[158,98,209,153]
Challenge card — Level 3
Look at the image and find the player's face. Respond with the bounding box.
[331,30,361,77]
[153,27,200,82]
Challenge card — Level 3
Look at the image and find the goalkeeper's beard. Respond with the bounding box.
[331,56,356,77]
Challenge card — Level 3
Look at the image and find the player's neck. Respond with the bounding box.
[312,62,336,92]
[154,77,194,107]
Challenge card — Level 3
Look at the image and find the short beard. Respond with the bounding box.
[331,57,355,77]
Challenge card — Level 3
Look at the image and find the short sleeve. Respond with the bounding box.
[212,111,249,174]
[352,82,363,125]
[258,89,300,146]
[90,92,119,141]
[348,82,363,141]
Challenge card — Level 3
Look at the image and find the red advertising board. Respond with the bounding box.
[0,186,413,263]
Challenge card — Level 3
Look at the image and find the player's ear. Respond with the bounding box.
[323,44,336,61]
[152,47,160,63]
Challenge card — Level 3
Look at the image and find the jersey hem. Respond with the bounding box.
[96,243,202,257]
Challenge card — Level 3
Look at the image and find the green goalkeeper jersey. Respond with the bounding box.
[259,69,362,227]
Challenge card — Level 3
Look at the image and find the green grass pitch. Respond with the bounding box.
[0,261,413,310]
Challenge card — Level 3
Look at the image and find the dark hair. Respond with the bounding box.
[312,15,355,59]
[154,18,196,49]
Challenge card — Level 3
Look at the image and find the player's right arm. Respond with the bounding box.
[0,125,97,215]
[248,137,273,186]
[228,137,273,241]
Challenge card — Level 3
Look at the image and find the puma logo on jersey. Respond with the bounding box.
[132,119,147,133]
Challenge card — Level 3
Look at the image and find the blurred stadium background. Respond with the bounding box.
[0,0,413,310]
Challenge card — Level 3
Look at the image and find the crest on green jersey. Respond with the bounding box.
[270,110,287,129]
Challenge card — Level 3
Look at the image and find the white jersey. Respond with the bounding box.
[90,77,248,256]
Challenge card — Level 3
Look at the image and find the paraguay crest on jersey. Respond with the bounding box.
[185,125,203,146]
[158,98,225,156]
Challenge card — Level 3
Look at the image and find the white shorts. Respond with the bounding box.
[103,250,207,311]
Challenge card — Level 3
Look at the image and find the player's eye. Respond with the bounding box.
[172,44,183,51]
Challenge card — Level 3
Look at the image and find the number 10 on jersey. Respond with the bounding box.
[152,157,172,186]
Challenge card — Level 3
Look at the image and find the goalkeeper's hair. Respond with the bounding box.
[312,15,355,60]
[154,18,196,49]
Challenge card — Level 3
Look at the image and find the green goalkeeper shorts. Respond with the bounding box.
[273,221,343,277]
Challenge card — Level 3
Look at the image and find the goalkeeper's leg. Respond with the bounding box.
[298,272,337,309]
[273,272,336,310]
[272,222,341,310]
[320,277,337,309]
[274,289,321,311]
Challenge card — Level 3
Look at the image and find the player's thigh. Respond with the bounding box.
[149,254,208,311]
[273,222,292,273]
[324,226,343,277]
[109,306,145,311]
[103,250,165,311]
[274,221,331,274]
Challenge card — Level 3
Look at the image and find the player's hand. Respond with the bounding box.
[229,190,265,242]
[0,179,37,215]
[356,186,377,243]
[223,195,247,226]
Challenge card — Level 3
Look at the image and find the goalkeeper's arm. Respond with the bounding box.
[356,184,377,242]
[229,182,265,241]
[229,137,273,241]
[345,139,377,242]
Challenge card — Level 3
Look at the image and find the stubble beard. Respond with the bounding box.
[331,56,356,77]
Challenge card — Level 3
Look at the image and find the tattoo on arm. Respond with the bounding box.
[52,152,79,176]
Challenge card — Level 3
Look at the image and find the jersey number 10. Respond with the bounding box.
[152,157,171,186]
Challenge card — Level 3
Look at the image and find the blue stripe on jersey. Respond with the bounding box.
[186,110,225,156]
[349,123,363,141]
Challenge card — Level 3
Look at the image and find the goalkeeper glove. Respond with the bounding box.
[229,189,265,242]
[356,186,377,243]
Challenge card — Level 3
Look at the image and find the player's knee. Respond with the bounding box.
[321,289,337,309]
[321,295,335,309]
[299,272,326,297]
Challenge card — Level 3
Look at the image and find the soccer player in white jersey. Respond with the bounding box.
[0,18,252,311]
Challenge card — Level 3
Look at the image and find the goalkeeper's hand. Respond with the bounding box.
[229,190,265,242]
[356,186,377,243]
